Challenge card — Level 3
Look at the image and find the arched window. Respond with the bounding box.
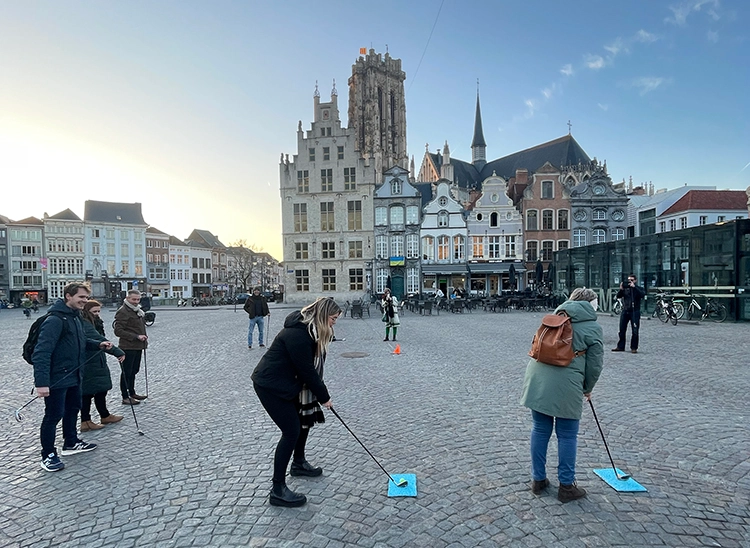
[391,179,402,194]
[490,212,498,227]
[593,228,606,243]
[421,236,434,261]
[437,235,449,261]
[438,211,449,227]
[526,210,538,231]
[453,235,464,260]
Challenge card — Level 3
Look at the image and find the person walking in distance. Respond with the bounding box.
[381,288,400,341]
[33,283,111,472]
[244,286,270,349]
[114,290,149,405]
[79,300,126,431]
[520,288,604,502]
[252,297,341,507]
[612,274,645,354]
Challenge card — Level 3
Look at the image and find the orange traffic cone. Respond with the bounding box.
[393,344,401,355]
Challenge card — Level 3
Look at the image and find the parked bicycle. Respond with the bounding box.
[653,293,680,325]
[701,296,728,322]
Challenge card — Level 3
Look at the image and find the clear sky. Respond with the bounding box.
[2,0,747,259]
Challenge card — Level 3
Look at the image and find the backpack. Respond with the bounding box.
[22,311,66,364]
[528,312,586,367]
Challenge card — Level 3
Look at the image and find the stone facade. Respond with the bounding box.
[569,163,629,248]
[44,209,84,302]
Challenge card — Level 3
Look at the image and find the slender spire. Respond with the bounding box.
[471,82,487,167]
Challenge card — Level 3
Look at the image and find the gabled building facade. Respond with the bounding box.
[146,226,170,297]
[658,190,748,233]
[7,216,45,303]
[187,229,228,296]
[168,235,191,299]
[569,164,629,248]
[185,239,212,298]
[44,209,84,302]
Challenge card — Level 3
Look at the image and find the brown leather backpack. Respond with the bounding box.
[528,312,586,366]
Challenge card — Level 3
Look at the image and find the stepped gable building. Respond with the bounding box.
[44,209,84,302]
[186,229,228,296]
[7,216,45,303]
[569,164,629,248]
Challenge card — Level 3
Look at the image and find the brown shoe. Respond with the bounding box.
[631,349,638,354]
[558,483,587,503]
[122,397,140,405]
[611,348,624,352]
[131,394,148,400]
[531,478,550,495]
[101,414,123,424]
[81,420,104,432]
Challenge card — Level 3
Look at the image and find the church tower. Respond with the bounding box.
[471,90,487,169]
[348,49,408,179]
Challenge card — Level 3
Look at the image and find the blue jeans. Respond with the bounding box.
[40,384,81,457]
[248,316,265,347]
[530,410,580,485]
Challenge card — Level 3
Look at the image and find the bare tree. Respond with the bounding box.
[228,240,257,293]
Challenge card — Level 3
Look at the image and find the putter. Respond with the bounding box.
[14,396,40,422]
[143,348,149,399]
[329,407,407,487]
[588,399,630,481]
[118,358,145,436]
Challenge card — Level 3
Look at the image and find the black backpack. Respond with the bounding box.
[22,311,66,364]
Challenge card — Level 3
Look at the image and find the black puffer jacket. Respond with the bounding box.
[81,317,125,395]
[251,311,330,403]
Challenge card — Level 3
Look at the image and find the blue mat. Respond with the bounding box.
[387,474,417,497]
[594,468,647,492]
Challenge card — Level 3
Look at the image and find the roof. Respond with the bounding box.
[0,214,13,224]
[84,200,147,225]
[413,182,434,209]
[9,216,43,225]
[187,229,226,248]
[169,235,187,246]
[661,190,748,216]
[47,208,82,221]
[146,226,169,236]
[471,95,486,148]
[184,238,210,248]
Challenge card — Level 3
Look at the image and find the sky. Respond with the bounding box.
[1,0,748,260]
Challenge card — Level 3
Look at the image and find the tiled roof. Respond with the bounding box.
[84,200,147,225]
[9,216,43,225]
[0,214,13,224]
[188,229,226,248]
[169,235,187,246]
[47,208,82,221]
[147,226,169,235]
[661,190,748,216]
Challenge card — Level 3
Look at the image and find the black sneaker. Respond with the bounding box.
[290,460,323,477]
[259,344,265,348]
[41,452,65,472]
[61,440,97,456]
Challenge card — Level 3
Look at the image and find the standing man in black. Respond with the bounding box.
[612,274,646,354]
[244,286,270,349]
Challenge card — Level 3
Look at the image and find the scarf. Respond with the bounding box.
[123,299,145,318]
[299,349,326,429]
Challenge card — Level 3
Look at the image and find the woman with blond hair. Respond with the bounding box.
[381,288,400,341]
[520,287,604,503]
[252,297,341,507]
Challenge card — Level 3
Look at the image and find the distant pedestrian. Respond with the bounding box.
[252,297,340,507]
[79,300,125,431]
[33,283,109,472]
[114,289,149,405]
[520,287,604,502]
[381,288,400,341]
[612,274,645,354]
[244,286,270,349]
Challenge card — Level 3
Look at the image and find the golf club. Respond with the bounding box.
[118,358,145,435]
[143,348,149,399]
[329,407,407,487]
[588,398,630,481]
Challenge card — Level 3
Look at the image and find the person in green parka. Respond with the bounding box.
[79,300,126,432]
[520,287,604,503]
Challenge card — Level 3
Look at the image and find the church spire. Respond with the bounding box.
[471,82,487,168]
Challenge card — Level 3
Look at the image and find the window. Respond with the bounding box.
[699,216,707,225]
[611,228,625,241]
[542,210,554,230]
[344,168,356,190]
[376,268,388,293]
[390,235,403,257]
[669,219,676,231]
[322,268,336,291]
[321,242,336,259]
[407,267,419,294]
[593,229,606,244]
[320,202,334,231]
[106,229,114,239]
[323,147,330,161]
[295,269,310,291]
[526,210,538,231]
[147,253,153,263]
[406,234,419,258]
[121,243,129,256]
[406,206,419,225]
[348,241,363,259]
[92,243,100,255]
[121,260,129,274]
[293,204,308,232]
[593,209,607,221]
[488,236,501,259]
[92,229,100,238]
[135,261,143,275]
[505,235,516,258]
[526,241,538,261]
[558,210,569,231]
[472,236,484,259]
[680,217,687,229]
[437,235,449,261]
[558,240,569,250]
[422,236,435,261]
[717,216,725,222]
[107,242,115,255]
[375,235,387,258]
[659,221,666,233]
[295,242,309,260]
[347,201,362,230]
[337,146,344,160]
[308,148,315,161]
[438,211,448,227]
[541,241,554,261]
[375,206,387,226]
[391,179,401,194]
[321,169,333,191]
[390,206,404,226]
[349,268,364,291]
[297,170,309,193]
[541,181,553,199]
[438,196,448,206]
[490,212,498,227]
[573,229,586,247]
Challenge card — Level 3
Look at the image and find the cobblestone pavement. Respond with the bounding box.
[0,303,748,548]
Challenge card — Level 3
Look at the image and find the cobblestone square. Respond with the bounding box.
[1,304,748,547]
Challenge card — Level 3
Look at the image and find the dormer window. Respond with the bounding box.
[391,178,402,194]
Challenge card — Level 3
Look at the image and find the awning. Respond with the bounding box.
[421,264,469,275]
[468,262,527,274]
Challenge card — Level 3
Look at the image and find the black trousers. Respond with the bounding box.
[120,349,142,399]
[617,309,641,350]
[254,384,312,485]
[81,392,110,421]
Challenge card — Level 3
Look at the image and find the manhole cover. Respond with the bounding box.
[341,352,369,358]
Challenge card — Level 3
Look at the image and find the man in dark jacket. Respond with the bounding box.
[33,283,110,472]
[612,274,646,353]
[114,289,149,404]
[243,286,270,349]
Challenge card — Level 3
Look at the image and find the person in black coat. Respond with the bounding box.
[613,273,646,353]
[79,300,126,431]
[252,297,341,507]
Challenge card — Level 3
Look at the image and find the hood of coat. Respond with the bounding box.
[283,310,305,329]
[49,298,82,317]
[556,299,598,322]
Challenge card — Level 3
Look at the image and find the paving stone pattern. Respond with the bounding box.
[0,304,748,547]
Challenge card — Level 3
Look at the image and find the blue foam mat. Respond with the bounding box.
[387,474,417,497]
[593,468,647,492]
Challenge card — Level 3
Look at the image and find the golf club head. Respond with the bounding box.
[14,410,24,422]
[617,473,632,481]
[394,478,408,487]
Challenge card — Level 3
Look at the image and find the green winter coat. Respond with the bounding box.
[520,300,604,420]
[81,318,125,396]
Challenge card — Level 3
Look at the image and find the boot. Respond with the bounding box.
[531,478,549,495]
[558,483,586,503]
[81,420,104,432]
[269,483,307,507]
[290,459,323,477]
[101,414,123,424]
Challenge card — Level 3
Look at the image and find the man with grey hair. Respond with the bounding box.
[114,289,149,404]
